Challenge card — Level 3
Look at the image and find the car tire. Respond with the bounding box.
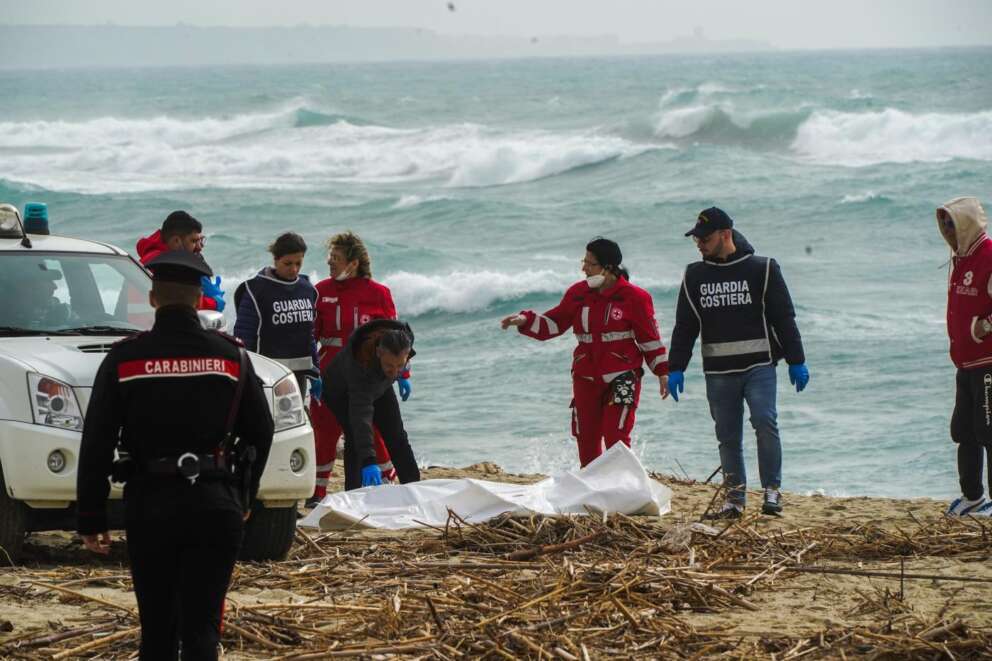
[239,502,297,562]
[0,465,27,565]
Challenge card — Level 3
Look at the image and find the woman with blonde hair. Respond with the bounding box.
[307,232,412,504]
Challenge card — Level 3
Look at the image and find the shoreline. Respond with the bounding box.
[2,462,990,658]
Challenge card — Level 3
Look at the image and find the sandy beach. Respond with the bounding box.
[1,462,990,659]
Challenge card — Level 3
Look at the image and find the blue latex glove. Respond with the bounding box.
[361,464,382,487]
[668,371,685,402]
[200,275,226,312]
[309,376,323,402]
[788,363,809,393]
[397,377,412,401]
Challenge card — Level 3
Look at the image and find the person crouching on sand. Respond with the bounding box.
[321,320,421,490]
[501,237,670,468]
[938,197,992,517]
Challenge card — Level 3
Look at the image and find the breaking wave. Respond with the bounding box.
[381,269,577,317]
[791,108,992,166]
[0,103,655,193]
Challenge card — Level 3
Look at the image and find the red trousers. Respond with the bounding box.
[570,375,642,467]
[310,399,394,498]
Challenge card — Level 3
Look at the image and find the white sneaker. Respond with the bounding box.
[946,495,987,516]
[969,500,992,517]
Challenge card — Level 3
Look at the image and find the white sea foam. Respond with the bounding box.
[654,104,726,139]
[391,194,449,210]
[381,269,577,317]
[0,105,654,193]
[792,108,992,166]
[652,98,809,143]
[381,269,679,317]
[840,191,885,204]
[446,132,650,187]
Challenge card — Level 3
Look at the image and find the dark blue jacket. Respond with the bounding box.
[234,268,319,377]
[670,231,805,374]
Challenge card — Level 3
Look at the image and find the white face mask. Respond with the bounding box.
[586,274,606,289]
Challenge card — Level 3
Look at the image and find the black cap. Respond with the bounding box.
[686,207,733,238]
[145,250,213,285]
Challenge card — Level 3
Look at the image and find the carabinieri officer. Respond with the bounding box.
[77,249,273,660]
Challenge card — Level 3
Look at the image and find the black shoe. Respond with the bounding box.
[762,488,783,515]
[304,495,322,509]
[703,502,743,520]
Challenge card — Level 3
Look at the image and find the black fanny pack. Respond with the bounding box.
[610,369,641,405]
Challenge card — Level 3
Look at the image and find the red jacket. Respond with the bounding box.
[947,235,992,369]
[517,278,669,381]
[136,230,217,311]
[313,277,398,370]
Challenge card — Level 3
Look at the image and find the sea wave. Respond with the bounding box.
[391,194,451,210]
[650,82,808,146]
[653,103,811,145]
[381,269,577,317]
[791,108,992,166]
[0,103,655,193]
[380,269,680,317]
[840,191,890,204]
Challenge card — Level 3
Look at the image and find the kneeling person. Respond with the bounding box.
[322,319,421,490]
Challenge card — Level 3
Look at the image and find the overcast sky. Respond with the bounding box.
[2,0,990,50]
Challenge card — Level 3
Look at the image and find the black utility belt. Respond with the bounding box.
[143,452,235,484]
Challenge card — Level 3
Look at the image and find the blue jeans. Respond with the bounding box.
[704,364,781,506]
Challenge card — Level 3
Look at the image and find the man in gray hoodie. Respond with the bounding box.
[321,319,421,490]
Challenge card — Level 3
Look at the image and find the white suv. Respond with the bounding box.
[0,206,314,563]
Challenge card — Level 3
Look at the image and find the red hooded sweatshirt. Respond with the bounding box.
[942,197,992,369]
[136,230,218,311]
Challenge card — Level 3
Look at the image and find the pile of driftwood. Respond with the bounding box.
[1,506,991,659]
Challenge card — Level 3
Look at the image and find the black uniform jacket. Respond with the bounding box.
[77,305,274,536]
[321,319,414,467]
[670,230,805,374]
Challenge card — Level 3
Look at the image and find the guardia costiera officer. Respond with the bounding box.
[77,249,273,660]
[668,207,808,519]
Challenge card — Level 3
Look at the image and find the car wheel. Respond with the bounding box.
[0,465,27,565]
[238,502,297,562]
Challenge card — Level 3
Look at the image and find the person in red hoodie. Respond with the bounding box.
[939,196,992,517]
[136,211,225,312]
[308,231,408,505]
[501,237,670,467]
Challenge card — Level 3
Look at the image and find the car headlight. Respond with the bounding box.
[272,375,305,431]
[28,373,84,432]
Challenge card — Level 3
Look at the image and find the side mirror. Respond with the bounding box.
[197,309,226,332]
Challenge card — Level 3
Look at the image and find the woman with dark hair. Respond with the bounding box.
[308,231,407,503]
[501,238,670,467]
[234,232,319,393]
[322,319,421,490]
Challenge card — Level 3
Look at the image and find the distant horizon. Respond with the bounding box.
[2,23,990,71]
[3,21,992,51]
[2,0,989,51]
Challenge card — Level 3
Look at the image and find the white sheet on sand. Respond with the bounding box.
[298,443,672,531]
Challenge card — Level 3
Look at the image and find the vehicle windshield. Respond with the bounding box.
[0,252,153,335]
